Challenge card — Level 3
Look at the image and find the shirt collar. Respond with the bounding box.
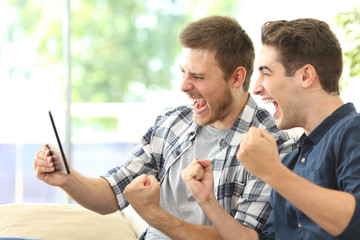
[227,95,259,146]
[307,103,356,145]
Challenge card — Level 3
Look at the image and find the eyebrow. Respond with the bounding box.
[258,66,272,72]
[179,65,205,77]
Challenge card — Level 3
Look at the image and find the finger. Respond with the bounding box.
[182,161,205,181]
[125,174,146,194]
[239,131,249,153]
[34,152,54,168]
[241,130,250,144]
[247,127,262,140]
[190,157,201,166]
[258,128,276,144]
[34,162,55,174]
[182,158,199,177]
[201,160,213,174]
[147,175,159,187]
[35,148,53,168]
[35,149,47,161]
[198,159,211,168]
[245,127,268,147]
[40,145,50,155]
[134,174,148,185]
[194,167,204,180]
[34,165,56,174]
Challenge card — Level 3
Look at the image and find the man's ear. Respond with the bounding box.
[300,64,317,89]
[232,66,246,89]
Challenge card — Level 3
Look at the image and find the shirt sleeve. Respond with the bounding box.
[336,117,360,238]
[258,209,275,240]
[102,109,168,210]
[101,105,191,210]
[234,125,298,232]
[339,194,360,239]
[233,173,272,232]
[102,132,160,210]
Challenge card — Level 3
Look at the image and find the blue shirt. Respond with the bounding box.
[103,96,298,238]
[260,103,360,240]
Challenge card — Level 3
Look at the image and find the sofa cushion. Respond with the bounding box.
[121,205,148,237]
[0,203,137,240]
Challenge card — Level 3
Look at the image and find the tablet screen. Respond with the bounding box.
[46,111,70,174]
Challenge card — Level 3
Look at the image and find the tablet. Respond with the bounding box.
[46,111,70,174]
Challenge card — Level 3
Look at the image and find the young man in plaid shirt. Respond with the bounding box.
[34,16,297,240]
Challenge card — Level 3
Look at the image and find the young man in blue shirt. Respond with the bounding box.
[183,18,360,239]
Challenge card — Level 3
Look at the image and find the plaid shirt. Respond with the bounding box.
[103,95,297,233]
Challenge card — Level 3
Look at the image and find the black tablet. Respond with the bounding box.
[46,111,70,174]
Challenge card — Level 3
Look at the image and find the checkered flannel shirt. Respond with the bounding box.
[103,95,297,232]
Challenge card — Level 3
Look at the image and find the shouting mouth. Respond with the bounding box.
[264,98,279,117]
[192,97,208,114]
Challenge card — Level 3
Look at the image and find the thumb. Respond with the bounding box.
[147,175,159,186]
[198,159,211,168]
[258,128,276,145]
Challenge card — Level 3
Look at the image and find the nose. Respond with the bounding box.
[180,74,194,93]
[252,77,264,95]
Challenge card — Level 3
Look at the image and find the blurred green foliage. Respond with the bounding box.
[6,0,240,103]
[335,6,360,88]
[4,0,240,132]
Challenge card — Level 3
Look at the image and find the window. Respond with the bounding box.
[0,0,358,204]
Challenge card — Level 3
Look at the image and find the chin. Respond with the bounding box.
[193,115,212,126]
[277,121,293,130]
[276,119,286,130]
[193,118,208,126]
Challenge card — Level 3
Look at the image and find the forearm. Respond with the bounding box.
[267,165,356,236]
[200,197,258,240]
[61,169,119,214]
[143,206,222,240]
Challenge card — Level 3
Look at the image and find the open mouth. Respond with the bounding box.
[192,97,208,114]
[264,98,279,116]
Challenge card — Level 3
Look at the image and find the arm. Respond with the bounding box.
[124,174,222,240]
[181,158,258,240]
[34,145,119,214]
[237,127,356,236]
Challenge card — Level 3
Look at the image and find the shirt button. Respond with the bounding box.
[300,158,306,163]
[298,223,302,228]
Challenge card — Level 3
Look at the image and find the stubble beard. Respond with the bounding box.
[193,87,233,127]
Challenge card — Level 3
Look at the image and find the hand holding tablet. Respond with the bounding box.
[46,111,70,174]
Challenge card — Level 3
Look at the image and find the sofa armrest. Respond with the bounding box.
[0,203,137,240]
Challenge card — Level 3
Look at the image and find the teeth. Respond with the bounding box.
[193,97,207,111]
[192,97,203,102]
[195,103,207,111]
[264,99,275,104]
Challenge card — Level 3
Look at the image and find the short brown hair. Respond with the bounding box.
[178,16,255,91]
[261,18,343,95]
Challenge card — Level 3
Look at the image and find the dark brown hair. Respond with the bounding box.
[261,18,343,95]
[178,16,255,91]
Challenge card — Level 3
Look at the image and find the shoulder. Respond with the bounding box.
[327,110,360,140]
[154,105,193,126]
[147,105,196,138]
[330,112,360,148]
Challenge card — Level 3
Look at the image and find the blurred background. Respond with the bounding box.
[0,0,359,204]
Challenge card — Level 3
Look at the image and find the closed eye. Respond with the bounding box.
[259,66,272,77]
[192,74,204,80]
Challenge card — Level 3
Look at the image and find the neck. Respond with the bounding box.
[210,92,249,130]
[302,94,344,135]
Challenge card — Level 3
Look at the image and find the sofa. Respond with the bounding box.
[0,203,148,240]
